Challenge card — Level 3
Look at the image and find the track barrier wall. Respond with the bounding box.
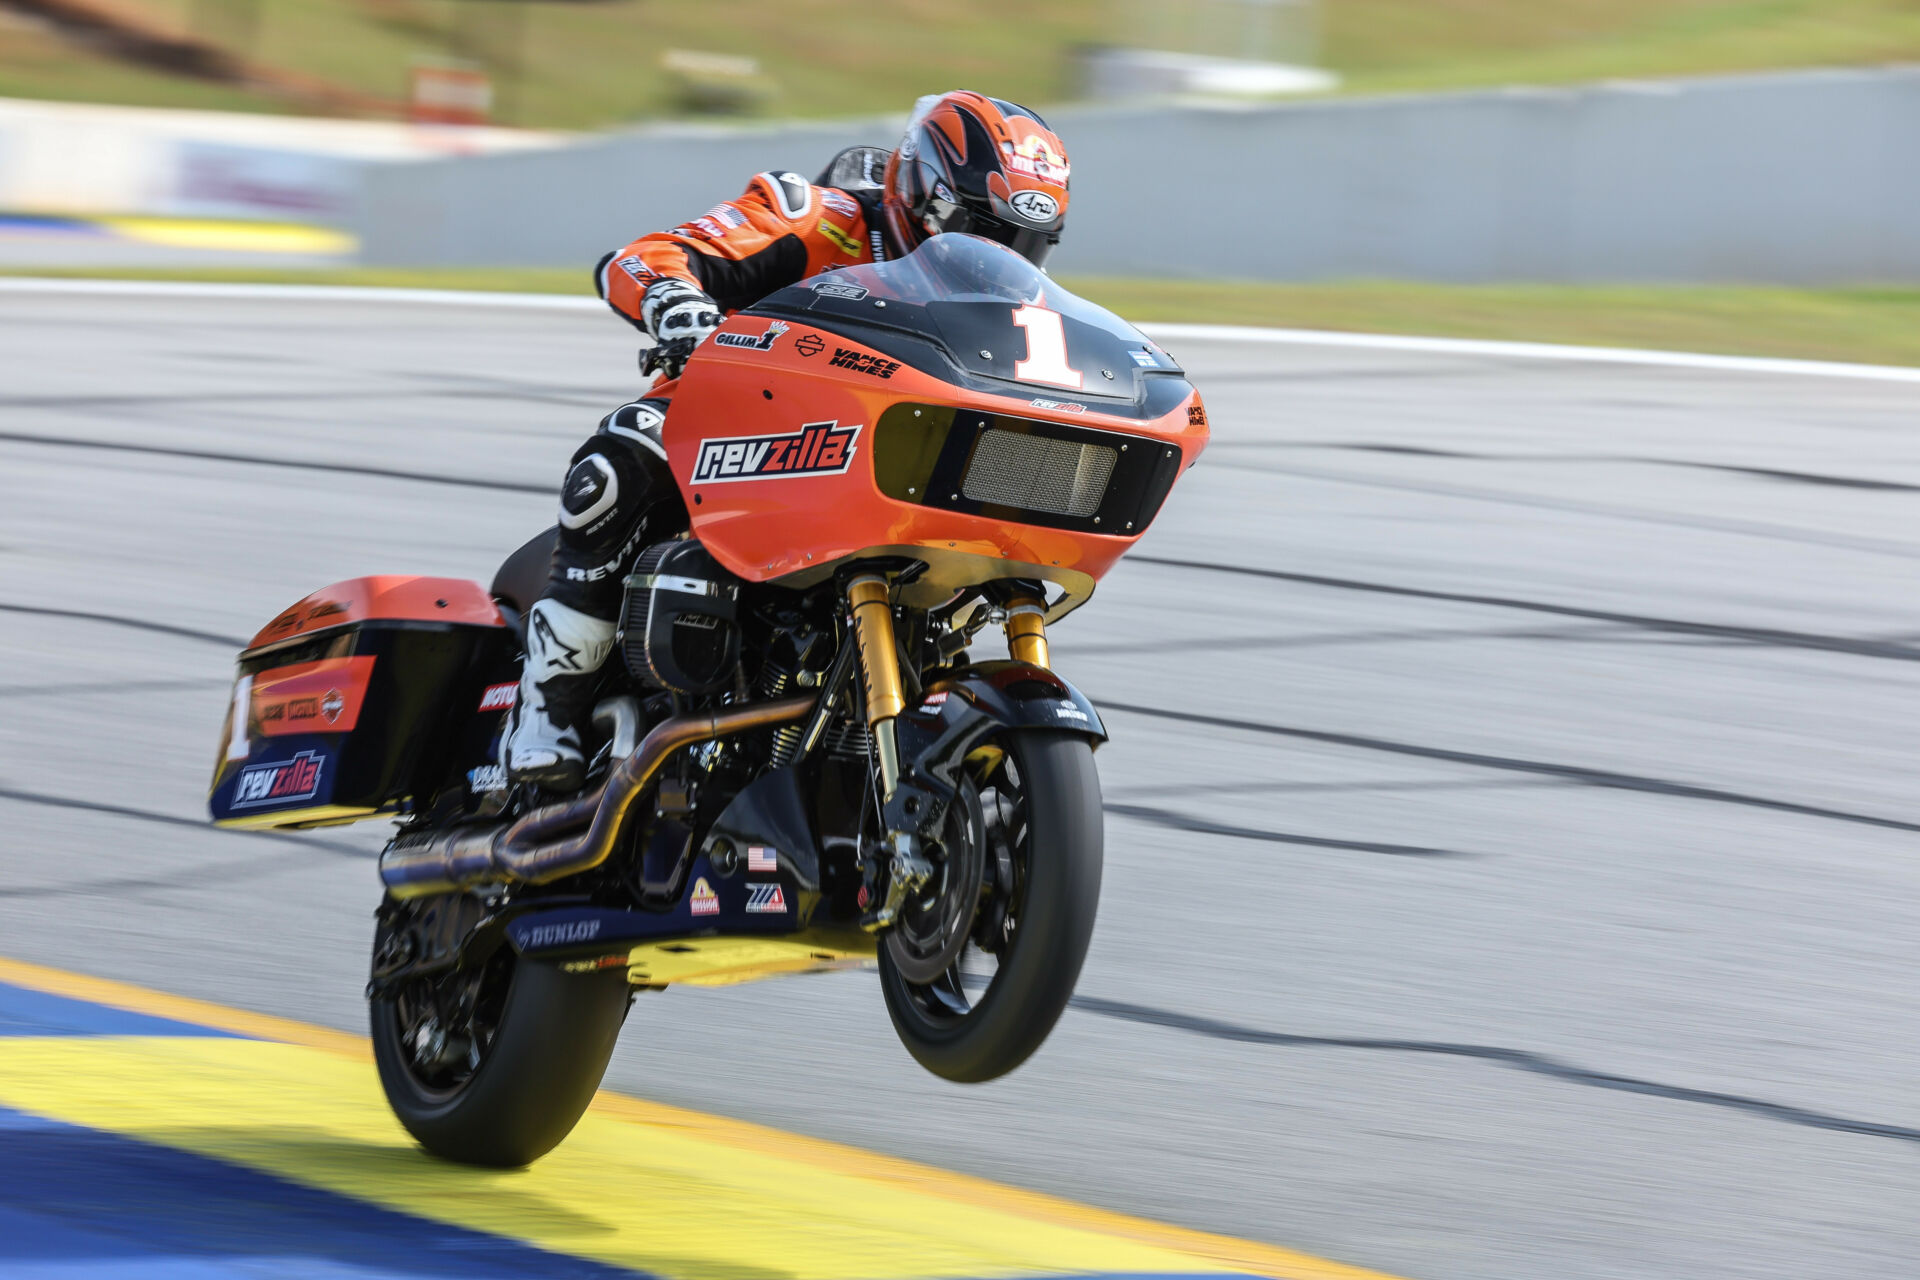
[351,66,1920,284]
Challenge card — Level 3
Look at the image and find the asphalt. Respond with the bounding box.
[0,287,1915,1280]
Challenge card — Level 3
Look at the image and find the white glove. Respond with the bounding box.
[640,280,723,379]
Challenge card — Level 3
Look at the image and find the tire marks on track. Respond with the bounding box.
[1105,803,1470,857]
[1205,440,1920,494]
[0,787,370,861]
[1099,701,1920,835]
[1068,995,1920,1146]
[1127,556,1920,663]
[0,430,548,495]
[0,601,244,649]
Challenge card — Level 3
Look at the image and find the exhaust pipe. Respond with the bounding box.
[380,694,816,900]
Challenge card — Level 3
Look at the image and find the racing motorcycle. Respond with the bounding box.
[208,234,1208,1167]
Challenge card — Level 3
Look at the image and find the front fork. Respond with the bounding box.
[846,577,1052,798]
[847,575,1049,930]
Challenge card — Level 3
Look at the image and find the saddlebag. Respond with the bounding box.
[208,576,517,829]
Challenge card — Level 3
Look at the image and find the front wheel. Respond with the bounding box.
[879,730,1102,1082]
[370,929,631,1167]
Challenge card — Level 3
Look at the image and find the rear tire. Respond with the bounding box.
[879,730,1102,1082]
[371,949,630,1167]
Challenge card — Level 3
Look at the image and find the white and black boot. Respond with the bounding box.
[502,598,616,792]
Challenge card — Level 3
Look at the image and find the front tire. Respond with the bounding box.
[371,945,630,1167]
[880,730,1102,1082]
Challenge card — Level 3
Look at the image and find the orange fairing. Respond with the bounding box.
[246,576,505,653]
[663,273,1208,596]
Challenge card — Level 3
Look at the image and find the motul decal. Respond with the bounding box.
[745,883,788,914]
[232,750,324,808]
[691,421,861,485]
[478,682,517,712]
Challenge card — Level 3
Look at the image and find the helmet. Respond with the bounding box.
[882,91,1069,269]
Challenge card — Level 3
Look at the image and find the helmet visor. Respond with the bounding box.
[922,190,1059,268]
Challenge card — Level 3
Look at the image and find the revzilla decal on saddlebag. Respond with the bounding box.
[745,883,788,914]
[691,421,861,485]
[232,750,325,808]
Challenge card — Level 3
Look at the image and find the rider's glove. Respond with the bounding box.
[639,279,723,381]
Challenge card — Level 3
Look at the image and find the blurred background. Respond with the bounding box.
[8,0,1920,358]
[2,5,1917,1280]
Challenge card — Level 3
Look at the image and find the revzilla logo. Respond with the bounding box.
[232,750,324,808]
[746,883,788,914]
[713,320,788,351]
[691,421,860,485]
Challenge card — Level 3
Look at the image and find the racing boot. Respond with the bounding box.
[502,597,616,792]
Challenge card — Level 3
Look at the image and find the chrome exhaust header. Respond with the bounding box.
[379,694,816,900]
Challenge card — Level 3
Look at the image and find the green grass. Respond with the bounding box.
[15,266,1920,368]
[9,1,1920,128]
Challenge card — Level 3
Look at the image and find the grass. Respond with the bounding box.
[14,265,1920,368]
[8,1,1920,128]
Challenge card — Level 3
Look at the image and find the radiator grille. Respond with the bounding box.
[961,430,1118,518]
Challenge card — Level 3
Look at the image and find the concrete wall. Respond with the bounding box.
[0,96,559,221]
[353,67,1920,284]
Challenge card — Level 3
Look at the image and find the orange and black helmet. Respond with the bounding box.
[882,91,1070,268]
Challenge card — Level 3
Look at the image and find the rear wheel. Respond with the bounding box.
[370,930,630,1167]
[879,730,1102,1082]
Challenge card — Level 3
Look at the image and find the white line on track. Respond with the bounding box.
[8,276,1920,386]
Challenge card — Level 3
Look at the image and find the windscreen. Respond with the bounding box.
[763,234,1184,401]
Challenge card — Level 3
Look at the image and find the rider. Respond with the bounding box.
[503,90,1074,790]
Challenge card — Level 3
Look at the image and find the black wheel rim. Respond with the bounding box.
[890,746,1030,1029]
[382,945,515,1103]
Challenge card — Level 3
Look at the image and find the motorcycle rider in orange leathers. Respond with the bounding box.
[504,91,1076,789]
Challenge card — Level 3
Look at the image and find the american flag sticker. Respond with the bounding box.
[746,846,777,873]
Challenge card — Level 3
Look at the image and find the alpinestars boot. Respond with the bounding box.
[502,598,616,791]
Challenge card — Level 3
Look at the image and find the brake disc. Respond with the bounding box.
[884,781,987,985]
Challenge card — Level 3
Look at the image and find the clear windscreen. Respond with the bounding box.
[779,234,1182,399]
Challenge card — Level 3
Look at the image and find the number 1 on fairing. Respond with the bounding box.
[1011,305,1083,389]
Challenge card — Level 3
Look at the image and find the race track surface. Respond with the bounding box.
[0,287,1915,1279]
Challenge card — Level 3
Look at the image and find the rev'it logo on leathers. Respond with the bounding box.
[690,421,861,484]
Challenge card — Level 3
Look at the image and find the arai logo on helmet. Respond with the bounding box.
[1009,190,1059,224]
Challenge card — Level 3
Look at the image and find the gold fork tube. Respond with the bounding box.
[848,574,904,795]
[1005,596,1051,669]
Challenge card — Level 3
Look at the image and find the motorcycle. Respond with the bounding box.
[207,234,1208,1166]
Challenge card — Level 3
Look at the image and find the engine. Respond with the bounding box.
[618,540,742,695]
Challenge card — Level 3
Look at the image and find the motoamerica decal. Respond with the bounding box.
[690,421,861,485]
[232,749,325,808]
[745,883,788,914]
